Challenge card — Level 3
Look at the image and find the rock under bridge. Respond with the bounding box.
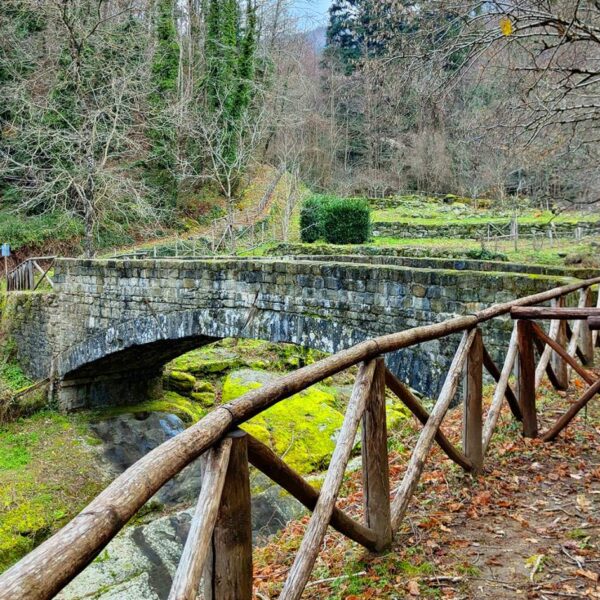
[1,256,582,411]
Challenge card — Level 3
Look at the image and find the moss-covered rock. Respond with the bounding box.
[167,346,246,377]
[333,384,409,432]
[164,370,196,393]
[190,392,215,408]
[0,412,107,571]
[222,369,344,474]
[193,380,215,394]
[95,392,206,424]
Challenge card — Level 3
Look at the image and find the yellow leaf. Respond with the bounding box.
[500,16,513,36]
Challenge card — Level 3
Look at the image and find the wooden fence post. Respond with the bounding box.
[551,298,569,390]
[463,328,483,472]
[203,430,252,600]
[580,289,594,367]
[517,320,537,438]
[361,357,392,551]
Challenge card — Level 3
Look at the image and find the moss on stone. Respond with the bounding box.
[222,369,344,474]
[385,394,411,431]
[193,381,215,394]
[94,392,207,424]
[169,355,243,377]
[190,392,215,408]
[0,412,106,571]
[164,370,196,393]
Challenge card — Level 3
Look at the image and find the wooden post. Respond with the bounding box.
[28,260,34,290]
[361,358,392,551]
[391,329,476,530]
[551,302,569,390]
[168,439,232,600]
[280,361,376,600]
[580,289,594,367]
[517,320,537,438]
[203,430,252,600]
[463,328,483,472]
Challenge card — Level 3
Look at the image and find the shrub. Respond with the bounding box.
[321,197,371,244]
[300,195,326,243]
[0,211,83,251]
[300,195,371,244]
[465,248,508,262]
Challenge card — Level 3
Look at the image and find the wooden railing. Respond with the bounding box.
[6,257,56,292]
[0,276,599,599]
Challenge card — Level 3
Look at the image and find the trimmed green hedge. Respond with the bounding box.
[300,195,371,244]
[321,197,371,244]
[299,196,324,243]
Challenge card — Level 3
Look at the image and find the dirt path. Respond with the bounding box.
[254,359,600,599]
[455,435,600,598]
[403,372,600,600]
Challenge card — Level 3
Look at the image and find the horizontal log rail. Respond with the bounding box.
[0,275,599,600]
[512,306,600,319]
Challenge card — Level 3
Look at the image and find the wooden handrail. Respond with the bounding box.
[6,256,55,292]
[0,275,599,600]
[391,329,476,530]
[6,256,56,277]
[280,360,376,599]
[512,306,600,319]
[530,322,596,385]
[542,378,600,442]
[246,434,379,550]
[168,437,232,600]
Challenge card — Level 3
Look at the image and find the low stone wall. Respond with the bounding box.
[267,244,598,279]
[1,257,581,410]
[372,220,600,240]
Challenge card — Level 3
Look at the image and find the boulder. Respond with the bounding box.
[222,369,345,475]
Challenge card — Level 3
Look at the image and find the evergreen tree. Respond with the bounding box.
[146,0,180,207]
[324,0,362,73]
[203,0,258,188]
[324,1,422,73]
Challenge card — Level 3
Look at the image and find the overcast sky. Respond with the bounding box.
[291,0,331,29]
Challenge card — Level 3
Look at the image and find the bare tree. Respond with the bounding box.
[0,0,160,256]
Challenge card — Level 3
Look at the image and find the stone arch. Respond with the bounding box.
[55,307,376,410]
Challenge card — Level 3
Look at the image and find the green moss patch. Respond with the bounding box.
[222,369,345,474]
[168,347,243,377]
[0,412,106,572]
[92,392,207,425]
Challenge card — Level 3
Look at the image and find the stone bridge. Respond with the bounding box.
[1,257,579,410]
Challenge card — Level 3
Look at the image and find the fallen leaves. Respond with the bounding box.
[575,568,599,583]
[407,579,420,596]
[252,358,600,600]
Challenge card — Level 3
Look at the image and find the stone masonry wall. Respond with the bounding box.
[372,220,600,240]
[2,258,579,409]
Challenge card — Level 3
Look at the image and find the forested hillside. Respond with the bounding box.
[1,0,598,256]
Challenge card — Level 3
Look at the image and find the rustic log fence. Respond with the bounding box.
[1,276,599,599]
[5,257,55,292]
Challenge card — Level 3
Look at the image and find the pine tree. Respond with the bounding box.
[324,0,361,74]
[324,0,421,73]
